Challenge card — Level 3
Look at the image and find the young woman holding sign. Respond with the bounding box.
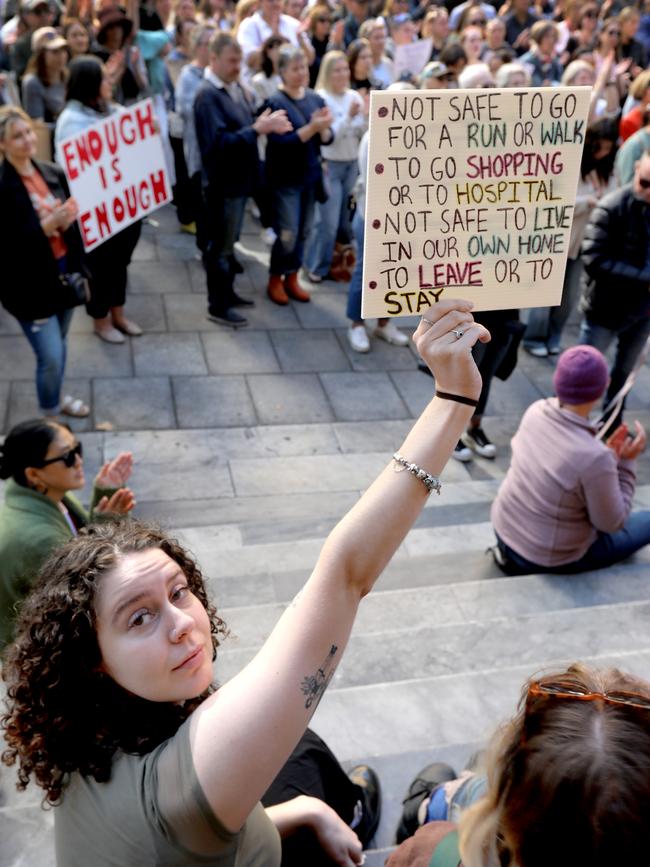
[2,298,489,867]
[0,105,89,418]
[55,55,143,345]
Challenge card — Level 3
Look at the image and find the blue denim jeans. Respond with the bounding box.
[18,308,74,414]
[524,257,583,352]
[579,314,650,426]
[346,210,365,322]
[305,159,358,278]
[270,184,317,276]
[496,511,650,574]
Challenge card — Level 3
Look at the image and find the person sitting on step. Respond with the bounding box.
[389,662,650,867]
[491,345,650,575]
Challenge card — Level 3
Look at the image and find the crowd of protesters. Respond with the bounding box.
[3,2,650,863]
[2,0,650,445]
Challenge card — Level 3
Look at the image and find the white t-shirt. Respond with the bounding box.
[319,89,366,162]
[237,12,301,62]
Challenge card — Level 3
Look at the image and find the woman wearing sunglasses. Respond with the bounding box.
[388,663,650,866]
[0,418,135,647]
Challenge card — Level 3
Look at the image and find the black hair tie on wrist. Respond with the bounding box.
[435,390,479,408]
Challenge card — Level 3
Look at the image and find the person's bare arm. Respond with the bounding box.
[189,300,489,831]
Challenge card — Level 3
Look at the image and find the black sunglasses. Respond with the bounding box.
[470,17,486,24]
[638,177,650,189]
[40,442,83,468]
[583,9,597,17]
[607,28,620,35]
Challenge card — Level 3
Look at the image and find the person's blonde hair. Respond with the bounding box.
[459,664,650,867]
[233,0,257,33]
[0,105,32,145]
[618,5,641,25]
[315,49,348,91]
[561,58,594,85]
[630,68,650,100]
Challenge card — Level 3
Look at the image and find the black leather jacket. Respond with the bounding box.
[580,184,650,330]
[0,158,86,322]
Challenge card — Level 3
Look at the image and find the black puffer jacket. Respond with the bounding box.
[0,158,86,322]
[580,184,650,330]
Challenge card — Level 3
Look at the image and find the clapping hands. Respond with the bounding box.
[95,451,134,488]
[607,421,647,461]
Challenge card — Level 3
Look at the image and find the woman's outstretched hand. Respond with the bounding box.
[95,488,136,515]
[412,298,491,403]
[95,452,134,488]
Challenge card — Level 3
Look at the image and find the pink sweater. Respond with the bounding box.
[491,399,636,567]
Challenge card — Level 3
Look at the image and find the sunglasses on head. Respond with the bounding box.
[528,678,650,711]
[40,441,83,468]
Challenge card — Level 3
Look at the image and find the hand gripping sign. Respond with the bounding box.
[56,98,172,252]
[361,87,591,318]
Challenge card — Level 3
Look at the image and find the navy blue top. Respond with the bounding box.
[264,89,329,189]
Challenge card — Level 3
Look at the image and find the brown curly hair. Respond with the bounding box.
[1,520,228,806]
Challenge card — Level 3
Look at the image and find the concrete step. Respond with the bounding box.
[215,562,650,688]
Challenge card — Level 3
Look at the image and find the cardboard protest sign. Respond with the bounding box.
[56,98,171,251]
[393,38,433,80]
[362,87,591,318]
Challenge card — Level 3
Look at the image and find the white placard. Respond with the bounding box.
[56,98,172,251]
[362,87,591,318]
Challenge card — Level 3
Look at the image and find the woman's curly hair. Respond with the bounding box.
[1,520,228,806]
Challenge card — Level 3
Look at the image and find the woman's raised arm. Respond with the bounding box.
[190,299,490,831]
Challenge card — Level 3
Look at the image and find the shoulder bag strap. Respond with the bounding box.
[429,829,462,867]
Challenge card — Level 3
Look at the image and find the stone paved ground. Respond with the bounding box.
[2,205,650,867]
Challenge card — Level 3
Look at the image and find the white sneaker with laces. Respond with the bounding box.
[348,324,370,353]
[261,227,276,246]
[375,321,409,346]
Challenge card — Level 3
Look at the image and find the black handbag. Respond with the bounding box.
[59,271,90,309]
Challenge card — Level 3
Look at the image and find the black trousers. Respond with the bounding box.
[472,310,520,419]
[170,135,194,227]
[85,221,142,319]
[262,728,362,867]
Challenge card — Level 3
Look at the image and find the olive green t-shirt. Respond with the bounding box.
[54,716,282,866]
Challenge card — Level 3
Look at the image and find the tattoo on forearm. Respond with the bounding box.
[300,644,338,709]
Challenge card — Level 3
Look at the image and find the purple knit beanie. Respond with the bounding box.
[553,345,609,404]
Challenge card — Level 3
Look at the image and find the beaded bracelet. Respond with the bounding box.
[392,452,442,495]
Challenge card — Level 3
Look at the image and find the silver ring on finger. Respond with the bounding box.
[452,329,464,339]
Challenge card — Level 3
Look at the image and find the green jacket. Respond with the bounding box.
[0,479,116,648]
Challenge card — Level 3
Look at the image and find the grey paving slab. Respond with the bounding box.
[6,379,93,433]
[133,333,208,376]
[201,331,280,375]
[0,380,9,432]
[136,490,359,530]
[173,375,257,427]
[333,419,413,453]
[229,452,389,496]
[0,336,38,379]
[389,370,437,417]
[66,334,134,378]
[293,292,351,329]
[247,373,334,425]
[104,423,340,463]
[242,298,303,330]
[154,231,198,261]
[67,295,167,334]
[336,327,417,372]
[130,233,157,261]
[207,572,277,609]
[163,293,212,331]
[0,306,21,335]
[127,458,233,502]
[270,329,350,373]
[484,369,545,417]
[320,372,409,421]
[93,376,176,429]
[129,260,192,294]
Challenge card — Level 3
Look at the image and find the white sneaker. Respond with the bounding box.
[375,321,409,346]
[348,324,370,353]
[261,227,276,246]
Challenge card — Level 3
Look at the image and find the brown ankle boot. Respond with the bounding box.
[284,272,311,302]
[267,274,289,305]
